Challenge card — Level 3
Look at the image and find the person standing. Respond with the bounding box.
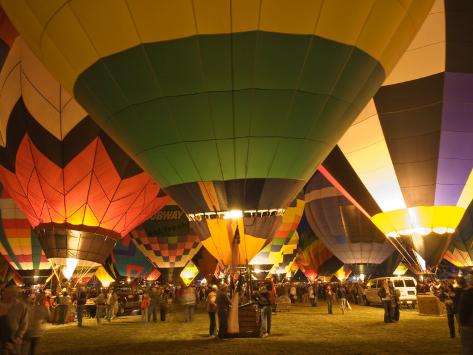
[439,284,456,338]
[378,280,393,323]
[56,289,70,324]
[95,290,106,324]
[148,287,160,323]
[257,286,272,337]
[459,274,473,354]
[76,287,87,327]
[326,285,335,314]
[308,284,315,307]
[0,286,29,354]
[313,282,319,307]
[289,284,297,304]
[453,278,464,336]
[389,281,401,322]
[106,289,118,322]
[158,286,169,322]
[216,284,231,339]
[338,285,348,314]
[140,292,151,324]
[181,285,196,322]
[0,301,12,353]
[22,293,48,355]
[207,285,218,336]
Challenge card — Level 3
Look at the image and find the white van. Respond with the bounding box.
[364,276,417,307]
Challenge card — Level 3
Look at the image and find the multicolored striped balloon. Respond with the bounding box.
[0,188,49,271]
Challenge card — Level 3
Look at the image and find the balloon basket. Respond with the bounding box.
[226,302,261,338]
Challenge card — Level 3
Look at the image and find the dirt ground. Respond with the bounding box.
[37,303,461,354]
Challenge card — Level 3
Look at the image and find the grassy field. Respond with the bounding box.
[37,303,461,355]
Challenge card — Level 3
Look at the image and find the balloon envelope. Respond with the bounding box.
[304,171,393,266]
[0,29,167,265]
[1,1,433,218]
[445,199,473,268]
[336,1,473,268]
[112,235,158,280]
[131,201,202,269]
[250,197,303,266]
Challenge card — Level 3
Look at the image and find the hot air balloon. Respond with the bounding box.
[297,214,343,278]
[444,199,473,268]
[1,1,433,270]
[269,248,298,280]
[94,266,115,288]
[180,261,200,286]
[0,253,21,285]
[334,0,473,272]
[304,171,394,277]
[192,247,219,284]
[112,235,159,281]
[251,231,299,280]
[0,187,51,284]
[131,201,201,274]
[0,27,167,279]
[250,196,304,273]
[334,265,352,282]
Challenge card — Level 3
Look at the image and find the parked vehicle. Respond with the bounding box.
[364,276,417,307]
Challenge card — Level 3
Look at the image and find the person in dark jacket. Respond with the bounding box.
[148,287,160,323]
[76,288,87,327]
[255,286,272,337]
[389,281,400,322]
[158,287,169,322]
[459,275,473,355]
[439,284,457,338]
[216,284,231,339]
[326,285,335,314]
[378,280,393,323]
[453,278,464,336]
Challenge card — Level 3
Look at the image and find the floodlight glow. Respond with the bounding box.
[101,280,111,288]
[224,210,243,220]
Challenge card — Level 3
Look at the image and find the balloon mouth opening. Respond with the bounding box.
[370,206,465,238]
[385,227,455,238]
[187,208,285,221]
[49,258,100,280]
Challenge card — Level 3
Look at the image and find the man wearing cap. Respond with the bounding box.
[0,286,29,353]
[216,284,231,339]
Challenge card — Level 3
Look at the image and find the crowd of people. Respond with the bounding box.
[3,272,473,354]
[434,275,473,354]
[278,281,366,308]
